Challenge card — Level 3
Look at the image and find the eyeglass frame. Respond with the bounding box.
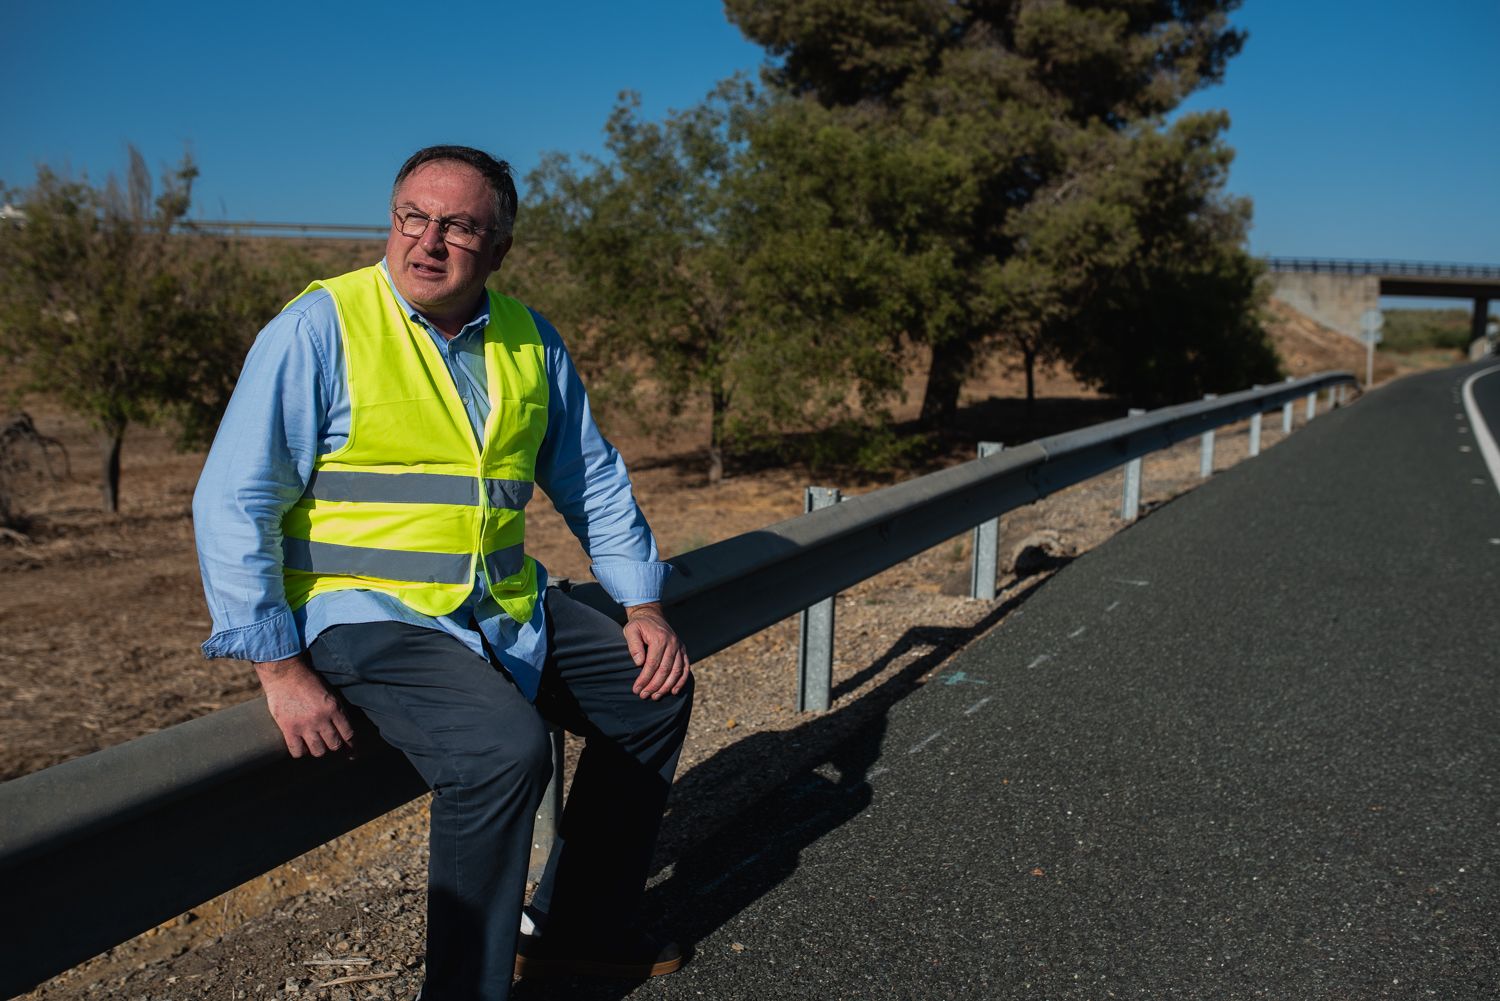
[390,205,495,249]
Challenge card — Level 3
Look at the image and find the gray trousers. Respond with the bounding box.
[308,586,694,1001]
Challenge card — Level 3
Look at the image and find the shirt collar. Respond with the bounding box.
[379,258,492,340]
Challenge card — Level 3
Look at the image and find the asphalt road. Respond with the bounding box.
[519,361,1500,1001]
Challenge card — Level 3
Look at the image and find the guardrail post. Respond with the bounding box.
[529,726,566,880]
[1282,377,1295,433]
[1305,391,1317,421]
[969,442,1004,600]
[1122,408,1145,522]
[1249,386,1263,457]
[1199,394,1218,478]
[797,486,842,712]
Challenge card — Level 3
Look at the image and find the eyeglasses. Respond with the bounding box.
[392,207,491,249]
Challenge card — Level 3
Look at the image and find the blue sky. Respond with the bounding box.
[5,1,1497,274]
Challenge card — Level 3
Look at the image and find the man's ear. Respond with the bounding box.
[489,236,513,275]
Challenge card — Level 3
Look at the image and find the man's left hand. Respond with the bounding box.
[623,601,690,700]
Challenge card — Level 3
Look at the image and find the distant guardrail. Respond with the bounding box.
[186,220,387,238]
[0,372,1358,995]
[1265,257,1500,280]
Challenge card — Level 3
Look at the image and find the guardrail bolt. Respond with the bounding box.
[797,486,843,712]
[970,442,1005,600]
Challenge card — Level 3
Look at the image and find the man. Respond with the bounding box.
[194,145,693,1000]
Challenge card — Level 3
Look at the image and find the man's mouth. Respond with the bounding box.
[411,260,445,278]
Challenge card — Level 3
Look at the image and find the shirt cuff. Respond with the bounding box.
[200,607,304,663]
[590,560,673,607]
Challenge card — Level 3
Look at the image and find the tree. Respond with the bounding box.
[525,82,899,481]
[725,0,1266,423]
[0,147,279,511]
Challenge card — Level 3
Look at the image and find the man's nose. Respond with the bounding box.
[418,219,447,253]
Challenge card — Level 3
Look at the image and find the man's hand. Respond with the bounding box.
[623,602,691,700]
[254,653,356,758]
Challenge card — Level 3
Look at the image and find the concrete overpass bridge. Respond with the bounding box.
[1268,257,1500,352]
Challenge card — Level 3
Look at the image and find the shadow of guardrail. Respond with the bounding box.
[510,580,1046,1000]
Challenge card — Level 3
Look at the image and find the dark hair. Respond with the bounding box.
[391,145,517,243]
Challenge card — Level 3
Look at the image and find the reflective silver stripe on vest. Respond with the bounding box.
[283,538,472,585]
[483,542,526,583]
[485,478,534,510]
[302,470,478,506]
[301,470,534,510]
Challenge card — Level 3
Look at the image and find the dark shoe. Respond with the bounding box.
[514,927,686,979]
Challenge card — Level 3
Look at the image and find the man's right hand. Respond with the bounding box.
[254,654,356,759]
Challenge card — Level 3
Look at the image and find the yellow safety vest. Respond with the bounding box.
[280,265,547,624]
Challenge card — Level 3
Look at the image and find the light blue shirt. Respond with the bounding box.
[193,261,669,700]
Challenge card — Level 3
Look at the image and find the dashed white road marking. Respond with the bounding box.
[907,731,945,754]
[1105,600,1121,612]
[1112,578,1151,587]
[1068,626,1087,639]
[1027,654,1052,670]
[964,697,993,715]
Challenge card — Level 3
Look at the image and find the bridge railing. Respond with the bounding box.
[1265,257,1500,280]
[0,371,1356,995]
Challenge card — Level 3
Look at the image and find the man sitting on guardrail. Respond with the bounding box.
[192,145,693,1000]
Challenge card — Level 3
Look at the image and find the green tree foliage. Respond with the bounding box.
[525,82,901,480]
[725,0,1278,421]
[1380,309,1473,354]
[0,148,282,511]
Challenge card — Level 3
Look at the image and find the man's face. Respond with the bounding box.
[386,160,510,332]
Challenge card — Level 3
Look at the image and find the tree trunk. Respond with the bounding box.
[1023,344,1038,417]
[919,337,975,430]
[707,381,728,485]
[100,425,124,513]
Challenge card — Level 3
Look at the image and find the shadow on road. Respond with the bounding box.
[511,576,1048,1000]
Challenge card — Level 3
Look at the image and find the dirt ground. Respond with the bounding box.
[1,298,1452,1000]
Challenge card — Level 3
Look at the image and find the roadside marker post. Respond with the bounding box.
[797,486,842,712]
[1305,391,1317,421]
[1360,308,1384,387]
[1282,376,1295,433]
[970,442,1004,600]
[1200,394,1218,478]
[1122,408,1145,522]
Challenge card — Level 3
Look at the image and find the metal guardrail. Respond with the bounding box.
[1265,257,1500,280]
[0,371,1356,995]
[185,220,388,238]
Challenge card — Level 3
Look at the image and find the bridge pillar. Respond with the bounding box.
[1471,296,1492,357]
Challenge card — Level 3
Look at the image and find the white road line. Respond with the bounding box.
[1461,365,1500,502]
[964,697,993,715]
[1027,654,1052,670]
[1068,626,1087,639]
[1112,578,1150,587]
[907,731,944,754]
[1105,600,1121,612]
